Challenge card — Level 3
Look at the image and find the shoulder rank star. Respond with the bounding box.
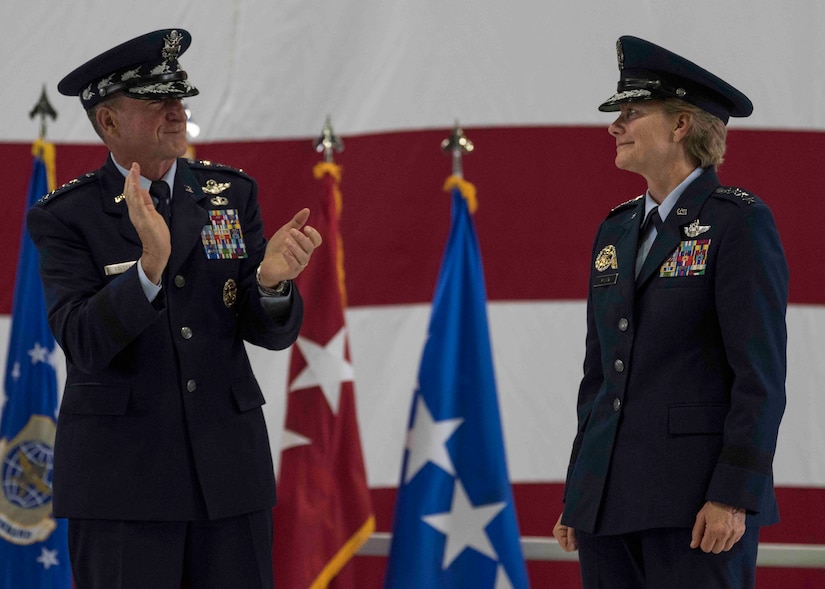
[683,219,710,238]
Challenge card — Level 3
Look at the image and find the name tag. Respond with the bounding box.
[104,261,137,275]
[593,273,618,287]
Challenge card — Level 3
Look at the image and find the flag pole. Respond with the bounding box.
[0,87,71,588]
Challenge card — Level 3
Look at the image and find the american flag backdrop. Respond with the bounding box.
[1,2,824,587]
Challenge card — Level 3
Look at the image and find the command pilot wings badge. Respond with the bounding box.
[683,219,711,238]
[203,179,230,194]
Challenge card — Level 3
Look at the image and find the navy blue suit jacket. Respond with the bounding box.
[27,156,302,522]
[561,167,788,535]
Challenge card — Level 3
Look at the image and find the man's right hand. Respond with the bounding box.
[123,162,171,284]
[553,513,578,552]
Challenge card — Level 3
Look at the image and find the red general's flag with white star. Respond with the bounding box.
[272,162,375,588]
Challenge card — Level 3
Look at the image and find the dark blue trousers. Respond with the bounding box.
[68,510,274,589]
[576,526,760,589]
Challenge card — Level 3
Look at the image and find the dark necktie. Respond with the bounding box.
[639,205,662,245]
[636,205,662,277]
[150,181,171,226]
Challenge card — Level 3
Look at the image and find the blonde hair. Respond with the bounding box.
[662,99,728,168]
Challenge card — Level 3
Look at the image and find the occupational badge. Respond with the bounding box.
[0,416,58,545]
[210,196,229,206]
[595,245,618,272]
[203,179,231,195]
[223,278,237,308]
[201,209,248,260]
[683,219,710,238]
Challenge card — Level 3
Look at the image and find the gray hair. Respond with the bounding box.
[662,98,728,168]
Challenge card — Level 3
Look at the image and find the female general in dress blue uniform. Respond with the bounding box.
[553,36,788,589]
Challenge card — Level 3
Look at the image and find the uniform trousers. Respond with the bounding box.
[68,510,274,589]
[576,525,760,589]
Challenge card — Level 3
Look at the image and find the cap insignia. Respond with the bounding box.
[162,30,184,61]
[616,39,624,70]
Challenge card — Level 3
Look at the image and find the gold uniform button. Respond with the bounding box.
[181,326,193,340]
[174,275,186,288]
[613,398,622,412]
[614,359,624,373]
[618,318,629,332]
[187,379,197,392]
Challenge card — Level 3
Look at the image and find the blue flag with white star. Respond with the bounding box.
[384,178,529,588]
[0,141,71,588]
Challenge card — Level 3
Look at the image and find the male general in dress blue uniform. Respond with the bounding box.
[27,29,322,589]
[553,36,788,588]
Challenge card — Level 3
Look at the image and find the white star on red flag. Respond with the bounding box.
[288,327,353,414]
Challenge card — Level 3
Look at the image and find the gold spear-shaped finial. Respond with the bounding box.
[313,115,344,163]
[440,120,473,178]
[29,85,58,139]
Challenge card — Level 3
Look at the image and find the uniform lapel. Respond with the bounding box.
[168,161,209,277]
[617,201,643,300]
[98,158,143,247]
[635,168,719,289]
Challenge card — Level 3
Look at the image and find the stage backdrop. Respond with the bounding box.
[2,1,823,586]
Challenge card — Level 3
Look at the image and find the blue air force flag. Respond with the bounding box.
[384,179,529,588]
[0,141,71,588]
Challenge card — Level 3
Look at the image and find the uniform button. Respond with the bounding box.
[181,326,193,340]
[187,379,197,392]
[613,398,622,412]
[613,359,624,373]
[618,318,629,332]
[174,275,186,288]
